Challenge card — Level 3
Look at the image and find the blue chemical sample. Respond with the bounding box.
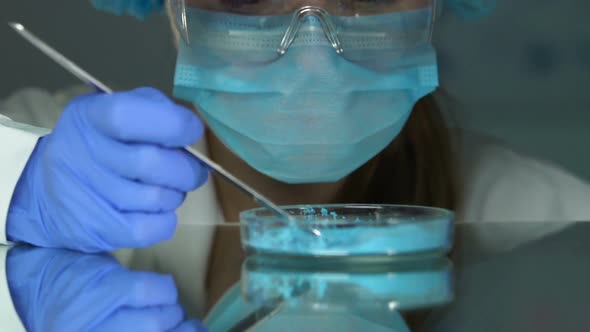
[242,206,453,257]
[303,207,317,222]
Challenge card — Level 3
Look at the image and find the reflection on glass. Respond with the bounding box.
[206,255,453,331]
[6,246,205,332]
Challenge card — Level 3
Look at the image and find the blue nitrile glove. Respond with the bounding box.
[7,246,208,332]
[91,0,165,19]
[7,87,208,253]
[172,321,211,332]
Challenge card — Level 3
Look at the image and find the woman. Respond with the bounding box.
[0,0,588,328]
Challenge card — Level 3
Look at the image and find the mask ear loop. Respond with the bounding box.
[171,0,190,44]
[277,6,343,56]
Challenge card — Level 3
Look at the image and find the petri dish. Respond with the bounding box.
[240,204,454,259]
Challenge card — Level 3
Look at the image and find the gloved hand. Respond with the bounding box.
[7,88,208,253]
[7,246,208,332]
[91,0,165,19]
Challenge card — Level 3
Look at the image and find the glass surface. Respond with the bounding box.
[8,222,590,332]
[207,255,452,331]
[240,204,454,258]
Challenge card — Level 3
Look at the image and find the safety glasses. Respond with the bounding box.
[169,0,438,63]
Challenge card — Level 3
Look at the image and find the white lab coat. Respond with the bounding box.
[0,87,588,331]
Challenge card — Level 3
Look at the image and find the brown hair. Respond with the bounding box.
[339,92,461,212]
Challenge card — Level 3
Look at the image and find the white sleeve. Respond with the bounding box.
[0,116,49,245]
[0,86,88,128]
[0,247,25,331]
[0,87,79,245]
[460,136,590,253]
[0,87,87,330]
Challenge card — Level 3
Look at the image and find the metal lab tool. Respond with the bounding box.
[7,21,310,230]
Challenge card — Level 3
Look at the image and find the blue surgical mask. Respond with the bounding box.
[173,7,439,184]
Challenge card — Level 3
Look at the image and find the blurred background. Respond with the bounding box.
[1,0,589,181]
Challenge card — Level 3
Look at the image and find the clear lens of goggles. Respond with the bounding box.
[169,0,437,62]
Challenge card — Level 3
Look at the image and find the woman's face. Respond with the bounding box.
[185,0,430,16]
[168,0,439,183]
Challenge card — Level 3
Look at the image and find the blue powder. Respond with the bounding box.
[303,207,317,222]
[303,207,316,215]
[243,208,452,256]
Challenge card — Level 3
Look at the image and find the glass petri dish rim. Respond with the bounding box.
[240,203,455,226]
